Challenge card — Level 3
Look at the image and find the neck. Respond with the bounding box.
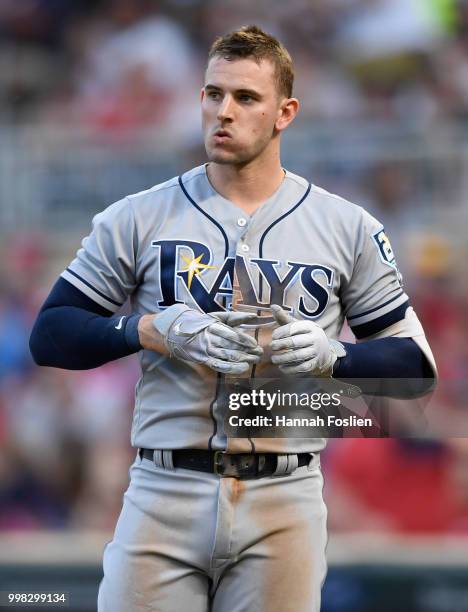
[206,148,285,215]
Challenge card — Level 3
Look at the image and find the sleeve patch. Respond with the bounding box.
[372,228,403,285]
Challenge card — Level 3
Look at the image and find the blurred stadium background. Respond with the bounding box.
[0,1,468,611]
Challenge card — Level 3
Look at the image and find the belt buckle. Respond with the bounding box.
[214,451,226,476]
[214,452,258,479]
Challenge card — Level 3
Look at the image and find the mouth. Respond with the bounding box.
[213,129,232,144]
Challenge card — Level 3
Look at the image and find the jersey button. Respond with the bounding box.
[237,218,247,227]
[241,244,250,252]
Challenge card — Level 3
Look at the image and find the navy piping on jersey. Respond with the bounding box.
[347,290,405,321]
[65,268,122,307]
[257,182,311,315]
[350,300,409,339]
[258,183,312,259]
[207,373,222,452]
[178,175,230,259]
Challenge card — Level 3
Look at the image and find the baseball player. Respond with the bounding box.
[30,26,437,612]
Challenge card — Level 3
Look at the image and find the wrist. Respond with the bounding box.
[138,313,168,354]
[124,314,143,352]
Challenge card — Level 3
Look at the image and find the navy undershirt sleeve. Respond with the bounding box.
[29,278,142,370]
[333,337,435,396]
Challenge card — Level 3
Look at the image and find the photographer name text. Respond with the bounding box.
[228,414,372,428]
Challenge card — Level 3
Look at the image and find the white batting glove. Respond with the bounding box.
[270,305,346,376]
[153,304,263,374]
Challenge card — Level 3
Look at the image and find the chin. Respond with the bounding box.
[206,146,253,166]
[207,150,239,165]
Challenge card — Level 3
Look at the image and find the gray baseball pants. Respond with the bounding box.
[98,451,327,612]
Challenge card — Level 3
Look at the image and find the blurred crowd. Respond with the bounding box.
[1,0,468,534]
[1,0,468,133]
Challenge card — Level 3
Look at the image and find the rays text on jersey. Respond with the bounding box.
[151,239,334,323]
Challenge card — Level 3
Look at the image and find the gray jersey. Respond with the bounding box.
[62,164,408,453]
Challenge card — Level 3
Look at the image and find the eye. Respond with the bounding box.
[239,94,253,103]
[207,91,221,101]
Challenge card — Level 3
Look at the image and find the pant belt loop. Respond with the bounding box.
[272,454,287,476]
[308,452,320,470]
[162,450,175,471]
[286,454,299,474]
[273,454,299,476]
[153,450,164,468]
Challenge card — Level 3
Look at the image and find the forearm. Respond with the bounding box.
[333,337,435,396]
[29,277,166,370]
[29,306,143,369]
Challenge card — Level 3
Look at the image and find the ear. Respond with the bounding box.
[200,87,206,103]
[275,97,300,132]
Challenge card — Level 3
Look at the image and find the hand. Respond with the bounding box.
[270,305,345,376]
[152,304,263,374]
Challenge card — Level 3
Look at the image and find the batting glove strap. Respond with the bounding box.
[152,303,216,355]
[305,336,346,378]
[152,303,192,339]
[326,339,347,378]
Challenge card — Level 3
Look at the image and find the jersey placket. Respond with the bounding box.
[210,214,257,454]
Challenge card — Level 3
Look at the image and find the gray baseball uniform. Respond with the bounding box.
[62,163,417,611]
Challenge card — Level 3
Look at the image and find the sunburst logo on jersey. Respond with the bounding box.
[180,254,216,289]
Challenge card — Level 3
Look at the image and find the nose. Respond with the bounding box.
[217,94,234,122]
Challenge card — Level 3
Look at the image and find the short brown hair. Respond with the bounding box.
[208,25,294,98]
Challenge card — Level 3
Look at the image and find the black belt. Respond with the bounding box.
[139,448,311,479]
